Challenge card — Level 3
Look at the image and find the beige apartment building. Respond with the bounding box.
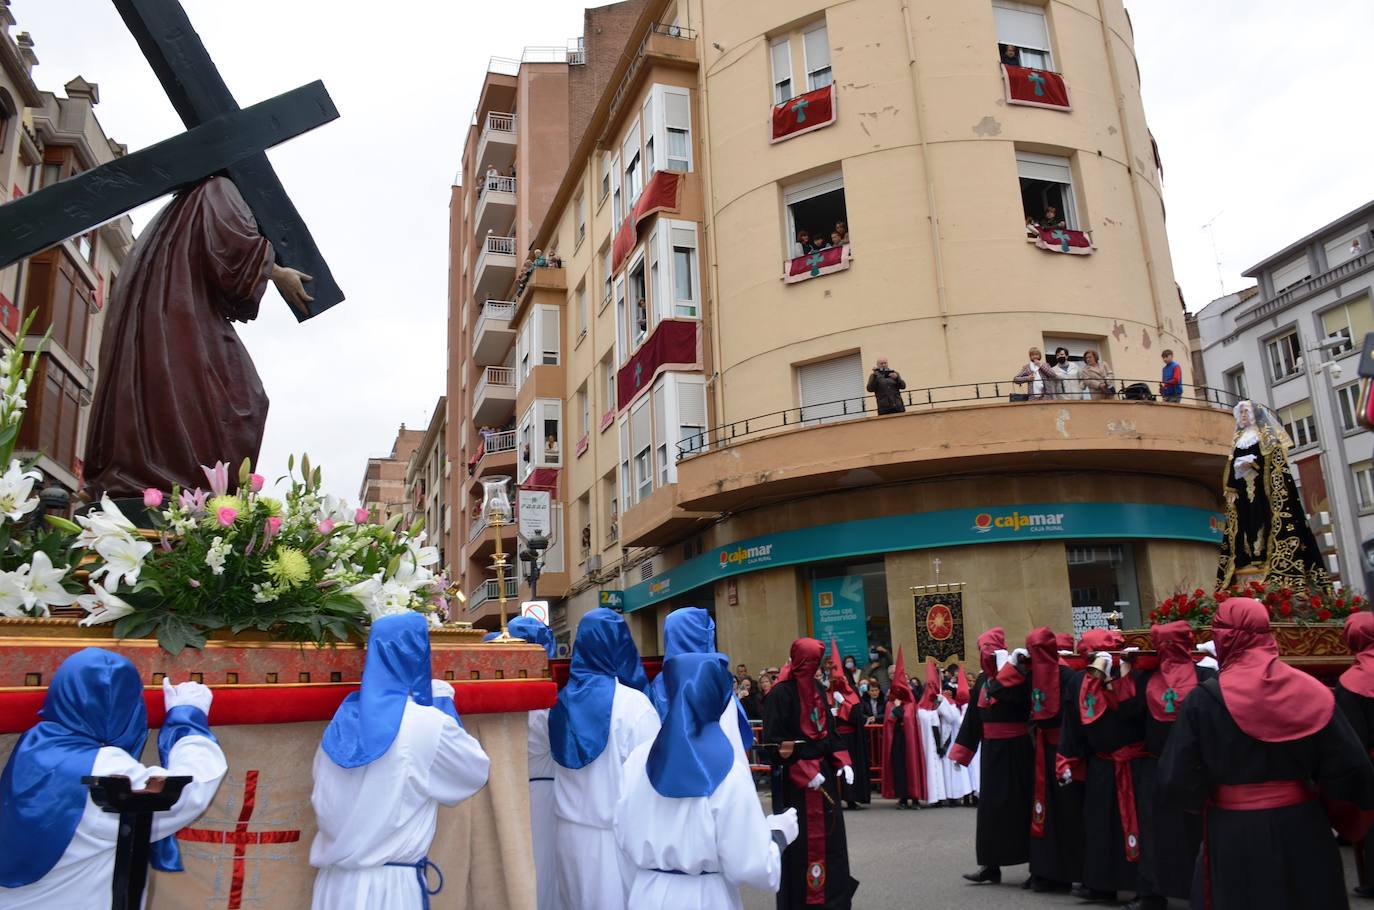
[358,425,424,526]
[404,396,449,568]
[453,0,1236,664]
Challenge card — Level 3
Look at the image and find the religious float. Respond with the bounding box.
[1121,398,1363,679]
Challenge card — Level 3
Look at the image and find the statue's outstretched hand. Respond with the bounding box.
[271,264,315,316]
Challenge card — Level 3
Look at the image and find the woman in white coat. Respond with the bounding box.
[310,611,490,909]
[615,651,798,909]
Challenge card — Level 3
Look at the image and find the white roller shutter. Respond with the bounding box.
[798,353,865,423]
[993,1,1050,51]
[1271,256,1312,294]
[1016,151,1072,184]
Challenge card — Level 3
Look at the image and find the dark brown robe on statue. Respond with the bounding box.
[85,177,274,499]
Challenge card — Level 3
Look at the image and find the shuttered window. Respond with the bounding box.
[994,0,1052,69]
[797,353,865,423]
[1271,256,1312,294]
[770,37,793,103]
[1320,296,1374,356]
[538,306,560,365]
[677,377,708,455]
[803,23,832,90]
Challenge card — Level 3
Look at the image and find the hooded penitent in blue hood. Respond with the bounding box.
[549,608,647,769]
[646,607,754,750]
[0,648,213,886]
[322,612,458,768]
[646,652,736,798]
[486,616,557,658]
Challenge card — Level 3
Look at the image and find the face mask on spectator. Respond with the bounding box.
[859,683,869,694]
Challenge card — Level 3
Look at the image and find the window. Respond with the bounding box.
[631,399,652,502]
[642,95,656,176]
[653,382,669,487]
[1271,256,1312,295]
[797,353,865,423]
[1320,296,1374,357]
[994,0,1053,69]
[539,306,559,365]
[1325,226,1368,269]
[623,122,643,207]
[1355,460,1374,510]
[603,472,620,542]
[575,193,586,246]
[677,377,707,457]
[770,37,793,103]
[76,233,94,265]
[665,90,691,172]
[516,321,531,385]
[1279,400,1318,448]
[578,384,590,438]
[671,225,699,318]
[1064,541,1143,628]
[619,419,632,505]
[40,162,62,189]
[1224,367,1247,402]
[600,245,614,307]
[599,152,611,201]
[784,170,848,261]
[1338,383,1362,432]
[611,153,623,223]
[602,354,617,421]
[24,248,93,361]
[802,22,832,91]
[1265,330,1302,382]
[540,400,562,465]
[1017,150,1078,230]
[628,257,648,345]
[576,281,588,338]
[614,276,627,363]
[648,231,660,330]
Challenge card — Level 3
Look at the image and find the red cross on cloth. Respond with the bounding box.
[177,769,302,909]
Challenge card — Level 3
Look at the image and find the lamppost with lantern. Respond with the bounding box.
[480,475,515,640]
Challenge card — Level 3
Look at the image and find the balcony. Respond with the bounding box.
[468,429,517,485]
[473,366,516,426]
[675,382,1240,515]
[466,576,519,616]
[620,481,713,548]
[475,174,516,238]
[465,513,517,565]
[474,234,517,305]
[1236,248,1374,333]
[475,111,516,177]
[473,299,516,366]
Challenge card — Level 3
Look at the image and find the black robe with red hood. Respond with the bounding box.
[951,628,1032,867]
[763,638,859,909]
[1159,598,1374,910]
[1337,612,1374,889]
[1025,626,1085,886]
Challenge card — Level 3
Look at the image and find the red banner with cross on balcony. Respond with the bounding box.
[771,83,837,143]
[1032,226,1093,255]
[785,244,852,283]
[617,319,702,411]
[1002,64,1071,111]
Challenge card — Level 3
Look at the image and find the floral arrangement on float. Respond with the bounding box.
[1149,580,1366,628]
[0,319,449,654]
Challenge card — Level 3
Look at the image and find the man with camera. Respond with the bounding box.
[867,358,907,415]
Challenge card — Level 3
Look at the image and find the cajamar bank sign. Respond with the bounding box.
[972,509,1066,535]
[719,542,775,570]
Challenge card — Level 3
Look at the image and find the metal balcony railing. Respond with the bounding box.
[485,111,515,134]
[467,576,519,612]
[1236,250,1374,332]
[475,300,516,337]
[475,367,515,402]
[484,235,516,256]
[677,378,1243,459]
[481,175,516,195]
[479,429,517,458]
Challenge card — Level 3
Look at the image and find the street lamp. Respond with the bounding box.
[480,475,514,640]
[522,531,550,602]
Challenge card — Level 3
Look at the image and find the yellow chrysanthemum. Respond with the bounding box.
[257,496,284,517]
[207,495,245,516]
[264,546,311,588]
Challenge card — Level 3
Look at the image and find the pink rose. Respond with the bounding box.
[354,508,370,525]
[217,507,238,527]
[250,473,266,493]
[143,488,164,509]
[317,518,335,535]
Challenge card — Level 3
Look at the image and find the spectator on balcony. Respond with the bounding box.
[829,230,846,250]
[545,435,559,458]
[1079,349,1116,400]
[533,249,548,268]
[835,221,849,244]
[793,229,814,258]
[1050,347,1079,399]
[485,165,498,193]
[1041,205,1066,230]
[1159,350,1183,402]
[867,358,907,415]
[1014,347,1058,400]
[1000,43,1020,67]
[1352,237,1364,258]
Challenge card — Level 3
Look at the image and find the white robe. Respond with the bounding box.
[916,707,947,804]
[553,682,660,910]
[614,743,781,910]
[0,735,226,909]
[937,698,973,799]
[960,704,981,794]
[527,707,560,910]
[309,700,490,910]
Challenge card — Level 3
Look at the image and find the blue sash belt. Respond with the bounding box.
[651,868,720,875]
[385,856,444,909]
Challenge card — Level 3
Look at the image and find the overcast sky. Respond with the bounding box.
[11,0,1373,499]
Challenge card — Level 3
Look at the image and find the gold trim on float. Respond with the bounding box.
[0,636,543,652]
[0,676,555,693]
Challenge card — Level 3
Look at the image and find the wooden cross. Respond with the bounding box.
[0,0,343,320]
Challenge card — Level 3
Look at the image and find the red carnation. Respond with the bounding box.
[1194,587,1206,598]
[1280,601,1293,617]
[1318,609,1332,621]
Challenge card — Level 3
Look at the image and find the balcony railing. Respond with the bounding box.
[475,299,515,335]
[484,235,516,256]
[485,111,515,134]
[1236,250,1374,332]
[677,378,1242,459]
[478,429,517,460]
[467,576,519,612]
[475,366,515,399]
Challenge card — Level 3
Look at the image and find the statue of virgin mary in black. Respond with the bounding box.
[1216,399,1331,593]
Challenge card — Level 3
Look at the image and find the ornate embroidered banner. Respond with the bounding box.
[914,591,966,663]
[1033,226,1092,255]
[785,244,852,283]
[771,83,837,143]
[1002,64,1071,111]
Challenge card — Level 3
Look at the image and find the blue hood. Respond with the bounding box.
[549,609,646,768]
[647,653,735,797]
[647,607,754,750]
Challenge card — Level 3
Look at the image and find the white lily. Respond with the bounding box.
[24,551,77,609]
[346,572,416,620]
[77,584,136,626]
[0,568,32,616]
[90,533,153,590]
[73,494,138,548]
[0,460,40,521]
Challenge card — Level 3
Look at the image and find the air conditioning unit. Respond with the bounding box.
[585,554,602,572]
